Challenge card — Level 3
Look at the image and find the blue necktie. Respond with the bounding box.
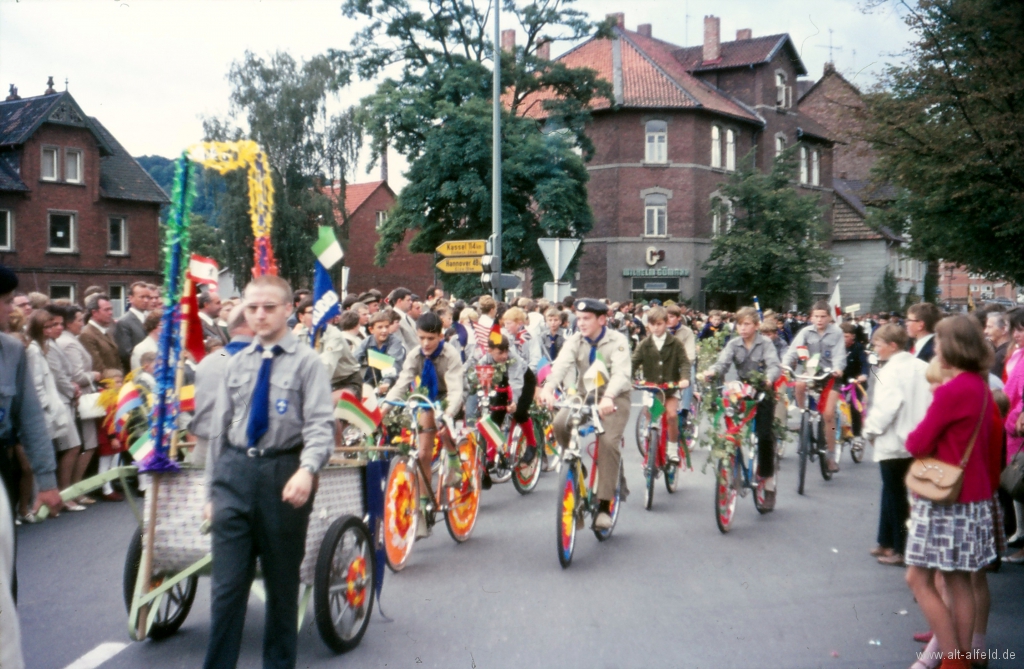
[584,326,606,364]
[548,334,558,361]
[246,344,283,448]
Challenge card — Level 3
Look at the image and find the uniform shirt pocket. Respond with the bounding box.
[269,377,303,434]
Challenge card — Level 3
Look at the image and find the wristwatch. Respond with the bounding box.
[300,464,317,476]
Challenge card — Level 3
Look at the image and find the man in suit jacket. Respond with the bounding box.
[79,294,122,373]
[115,281,150,371]
[390,287,419,354]
[906,302,940,363]
[197,289,228,347]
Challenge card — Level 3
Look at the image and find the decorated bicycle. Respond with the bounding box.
[633,382,691,509]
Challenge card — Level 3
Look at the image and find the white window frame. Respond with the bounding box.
[41,146,58,181]
[811,149,820,186]
[375,211,388,230]
[645,120,667,164]
[775,134,786,159]
[47,211,76,253]
[65,148,83,184]
[725,128,736,171]
[48,283,75,302]
[108,216,128,255]
[711,195,734,237]
[108,284,126,319]
[799,146,809,183]
[0,210,11,251]
[710,125,722,168]
[644,195,668,237]
[775,71,792,108]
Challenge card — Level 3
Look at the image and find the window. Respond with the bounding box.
[49,284,74,302]
[811,149,820,186]
[41,147,58,181]
[65,149,82,184]
[645,120,667,163]
[725,129,736,171]
[108,217,127,254]
[0,210,10,250]
[108,285,126,318]
[644,194,667,237]
[375,211,388,229]
[775,134,786,158]
[710,125,722,168]
[775,72,792,108]
[799,146,809,183]
[711,196,734,237]
[48,212,75,252]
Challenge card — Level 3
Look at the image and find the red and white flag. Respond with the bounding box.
[828,283,842,319]
[188,254,219,286]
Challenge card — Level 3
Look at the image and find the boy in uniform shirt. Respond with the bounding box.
[540,299,632,530]
[632,306,690,464]
[202,275,335,669]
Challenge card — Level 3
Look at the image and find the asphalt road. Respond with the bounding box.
[16,406,1024,669]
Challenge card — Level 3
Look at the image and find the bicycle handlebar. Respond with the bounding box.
[781,365,833,382]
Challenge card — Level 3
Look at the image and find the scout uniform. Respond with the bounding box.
[204,330,334,669]
[385,341,466,418]
[543,300,632,502]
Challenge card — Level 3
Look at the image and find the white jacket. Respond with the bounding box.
[862,351,932,461]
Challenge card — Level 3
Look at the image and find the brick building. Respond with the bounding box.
[798,64,923,311]
[528,14,835,305]
[330,180,435,296]
[0,82,168,312]
[938,263,1020,308]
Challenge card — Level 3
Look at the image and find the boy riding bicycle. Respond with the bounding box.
[632,306,690,464]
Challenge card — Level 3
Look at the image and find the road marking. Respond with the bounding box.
[62,642,128,669]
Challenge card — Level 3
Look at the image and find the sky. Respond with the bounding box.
[0,0,915,190]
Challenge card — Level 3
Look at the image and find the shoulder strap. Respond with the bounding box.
[959,387,989,468]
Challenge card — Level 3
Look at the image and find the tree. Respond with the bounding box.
[866,0,1024,283]
[204,51,362,287]
[701,149,833,311]
[872,268,902,313]
[341,0,613,294]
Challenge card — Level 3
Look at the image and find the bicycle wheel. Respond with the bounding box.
[445,437,481,543]
[643,426,657,510]
[665,432,682,494]
[123,527,197,640]
[314,515,375,653]
[635,406,651,457]
[556,460,579,568]
[797,413,810,496]
[540,421,560,472]
[594,458,624,541]
[817,420,833,481]
[850,437,865,463]
[511,424,541,494]
[489,426,514,484]
[383,457,418,571]
[715,454,738,533]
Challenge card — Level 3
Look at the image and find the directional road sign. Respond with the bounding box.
[436,240,487,257]
[437,257,483,273]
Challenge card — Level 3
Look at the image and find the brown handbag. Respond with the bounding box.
[905,392,988,505]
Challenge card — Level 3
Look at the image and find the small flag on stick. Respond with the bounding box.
[335,390,382,435]
[312,225,344,270]
[367,349,396,371]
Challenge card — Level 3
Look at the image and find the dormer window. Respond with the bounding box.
[775,71,792,109]
[645,120,667,164]
[41,147,58,181]
[711,125,722,168]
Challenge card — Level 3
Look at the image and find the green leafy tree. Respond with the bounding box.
[866,0,1024,283]
[342,0,612,295]
[701,149,833,311]
[871,268,902,313]
[203,51,362,287]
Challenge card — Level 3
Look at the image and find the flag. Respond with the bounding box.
[473,315,493,352]
[128,432,155,464]
[753,296,762,319]
[188,254,219,286]
[489,321,502,347]
[828,282,842,319]
[114,383,144,430]
[649,394,665,422]
[367,348,396,371]
[311,225,343,270]
[478,415,504,449]
[583,358,609,391]
[181,279,206,363]
[536,358,552,385]
[310,260,340,344]
[179,384,195,412]
[335,390,382,435]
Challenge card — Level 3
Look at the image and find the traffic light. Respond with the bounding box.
[481,236,499,291]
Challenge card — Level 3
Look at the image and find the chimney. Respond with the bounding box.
[736,28,752,40]
[536,39,550,61]
[44,76,56,95]
[5,84,20,101]
[637,23,652,38]
[501,29,516,53]
[703,16,721,63]
[607,13,624,29]
[824,61,836,75]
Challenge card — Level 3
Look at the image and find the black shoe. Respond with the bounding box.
[520,445,537,465]
[481,469,493,490]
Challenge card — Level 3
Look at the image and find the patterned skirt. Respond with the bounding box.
[905,495,998,571]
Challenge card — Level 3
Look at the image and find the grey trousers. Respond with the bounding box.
[554,394,631,501]
[204,447,314,669]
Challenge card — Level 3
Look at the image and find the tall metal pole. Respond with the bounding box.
[491,1,502,299]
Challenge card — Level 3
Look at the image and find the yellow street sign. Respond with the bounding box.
[436,256,483,273]
[436,240,487,257]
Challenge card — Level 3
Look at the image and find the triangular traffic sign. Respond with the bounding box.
[537,238,580,282]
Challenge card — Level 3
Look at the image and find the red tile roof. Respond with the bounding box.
[324,180,391,217]
[672,34,807,75]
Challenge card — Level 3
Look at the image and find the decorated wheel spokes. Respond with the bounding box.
[344,556,368,609]
[560,474,576,551]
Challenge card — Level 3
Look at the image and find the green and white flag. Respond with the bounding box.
[311,225,343,270]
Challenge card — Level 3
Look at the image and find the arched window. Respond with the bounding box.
[725,129,736,171]
[645,120,667,163]
[811,149,820,186]
[711,125,722,168]
[799,146,809,183]
[644,193,667,237]
[775,134,786,158]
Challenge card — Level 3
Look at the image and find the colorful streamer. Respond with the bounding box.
[189,141,277,276]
